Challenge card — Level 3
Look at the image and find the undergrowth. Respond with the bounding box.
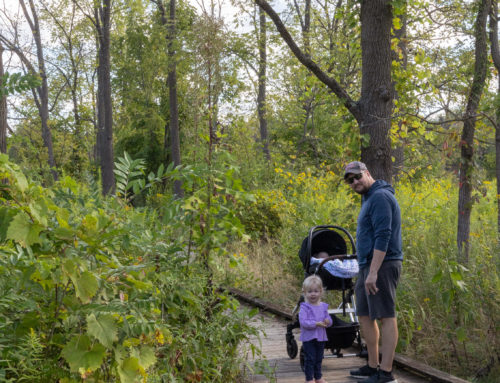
[0,155,264,382]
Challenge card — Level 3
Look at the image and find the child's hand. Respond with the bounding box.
[316,321,326,328]
[323,318,330,326]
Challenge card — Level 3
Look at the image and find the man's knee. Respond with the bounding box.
[380,317,397,328]
[380,317,398,338]
[359,315,376,328]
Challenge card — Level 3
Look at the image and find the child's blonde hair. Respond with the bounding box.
[302,275,324,293]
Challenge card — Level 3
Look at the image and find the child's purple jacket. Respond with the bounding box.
[299,302,332,342]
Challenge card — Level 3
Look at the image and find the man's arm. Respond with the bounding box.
[366,193,393,295]
[365,249,386,295]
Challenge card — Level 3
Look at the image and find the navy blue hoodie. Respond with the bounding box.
[356,180,403,269]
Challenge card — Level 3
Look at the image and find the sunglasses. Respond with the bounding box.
[345,173,364,184]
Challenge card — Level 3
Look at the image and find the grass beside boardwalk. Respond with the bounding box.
[222,171,500,383]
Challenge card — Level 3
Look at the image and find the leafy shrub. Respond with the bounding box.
[237,192,282,240]
[0,154,260,382]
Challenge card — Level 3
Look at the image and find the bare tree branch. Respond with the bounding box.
[254,0,361,121]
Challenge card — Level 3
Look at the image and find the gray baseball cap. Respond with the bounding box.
[344,161,368,179]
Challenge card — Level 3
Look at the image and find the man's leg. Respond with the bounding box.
[379,317,398,372]
[359,315,379,368]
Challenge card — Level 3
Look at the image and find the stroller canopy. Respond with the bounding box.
[298,228,348,269]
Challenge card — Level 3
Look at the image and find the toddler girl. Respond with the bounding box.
[299,275,332,383]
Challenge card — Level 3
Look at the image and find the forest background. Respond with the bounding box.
[0,0,498,382]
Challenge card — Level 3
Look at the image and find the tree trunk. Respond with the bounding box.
[95,0,115,195]
[358,0,393,182]
[457,0,491,263]
[0,43,6,154]
[257,6,270,161]
[167,0,183,197]
[21,0,58,181]
[255,0,393,181]
[496,87,500,243]
[156,2,171,168]
[489,0,500,242]
[156,0,183,197]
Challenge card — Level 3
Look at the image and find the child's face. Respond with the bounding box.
[304,284,322,304]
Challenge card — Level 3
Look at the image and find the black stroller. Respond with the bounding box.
[285,225,364,370]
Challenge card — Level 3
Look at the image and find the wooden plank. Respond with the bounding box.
[230,287,293,320]
[394,355,471,383]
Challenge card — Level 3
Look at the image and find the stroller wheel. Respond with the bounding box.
[287,338,298,359]
[299,345,305,372]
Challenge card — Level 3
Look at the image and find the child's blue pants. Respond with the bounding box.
[303,339,325,380]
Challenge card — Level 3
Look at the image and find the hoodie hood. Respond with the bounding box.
[364,180,395,201]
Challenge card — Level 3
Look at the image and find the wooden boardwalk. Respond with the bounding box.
[232,290,471,383]
[242,309,431,383]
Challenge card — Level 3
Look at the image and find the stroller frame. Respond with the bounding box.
[286,225,365,364]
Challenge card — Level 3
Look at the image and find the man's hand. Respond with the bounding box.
[365,271,379,295]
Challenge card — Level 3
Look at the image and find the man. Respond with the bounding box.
[344,161,403,383]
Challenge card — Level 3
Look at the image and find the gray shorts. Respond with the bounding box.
[355,260,402,320]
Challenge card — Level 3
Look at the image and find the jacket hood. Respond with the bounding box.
[365,179,395,198]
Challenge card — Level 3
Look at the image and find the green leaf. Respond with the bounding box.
[28,200,49,226]
[56,209,70,227]
[125,275,152,290]
[6,212,31,246]
[84,343,107,371]
[450,271,462,281]
[27,223,43,245]
[62,335,90,371]
[71,271,98,303]
[114,168,128,177]
[131,346,156,369]
[62,335,106,372]
[8,165,28,191]
[132,182,141,195]
[81,214,98,232]
[54,227,76,240]
[181,290,198,306]
[87,313,118,348]
[431,270,443,283]
[229,258,238,268]
[0,207,17,242]
[393,17,401,29]
[117,357,142,383]
[62,259,77,278]
[157,163,164,177]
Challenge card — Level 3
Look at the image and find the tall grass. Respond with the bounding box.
[224,169,499,382]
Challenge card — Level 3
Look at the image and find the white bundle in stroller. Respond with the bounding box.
[310,253,359,278]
